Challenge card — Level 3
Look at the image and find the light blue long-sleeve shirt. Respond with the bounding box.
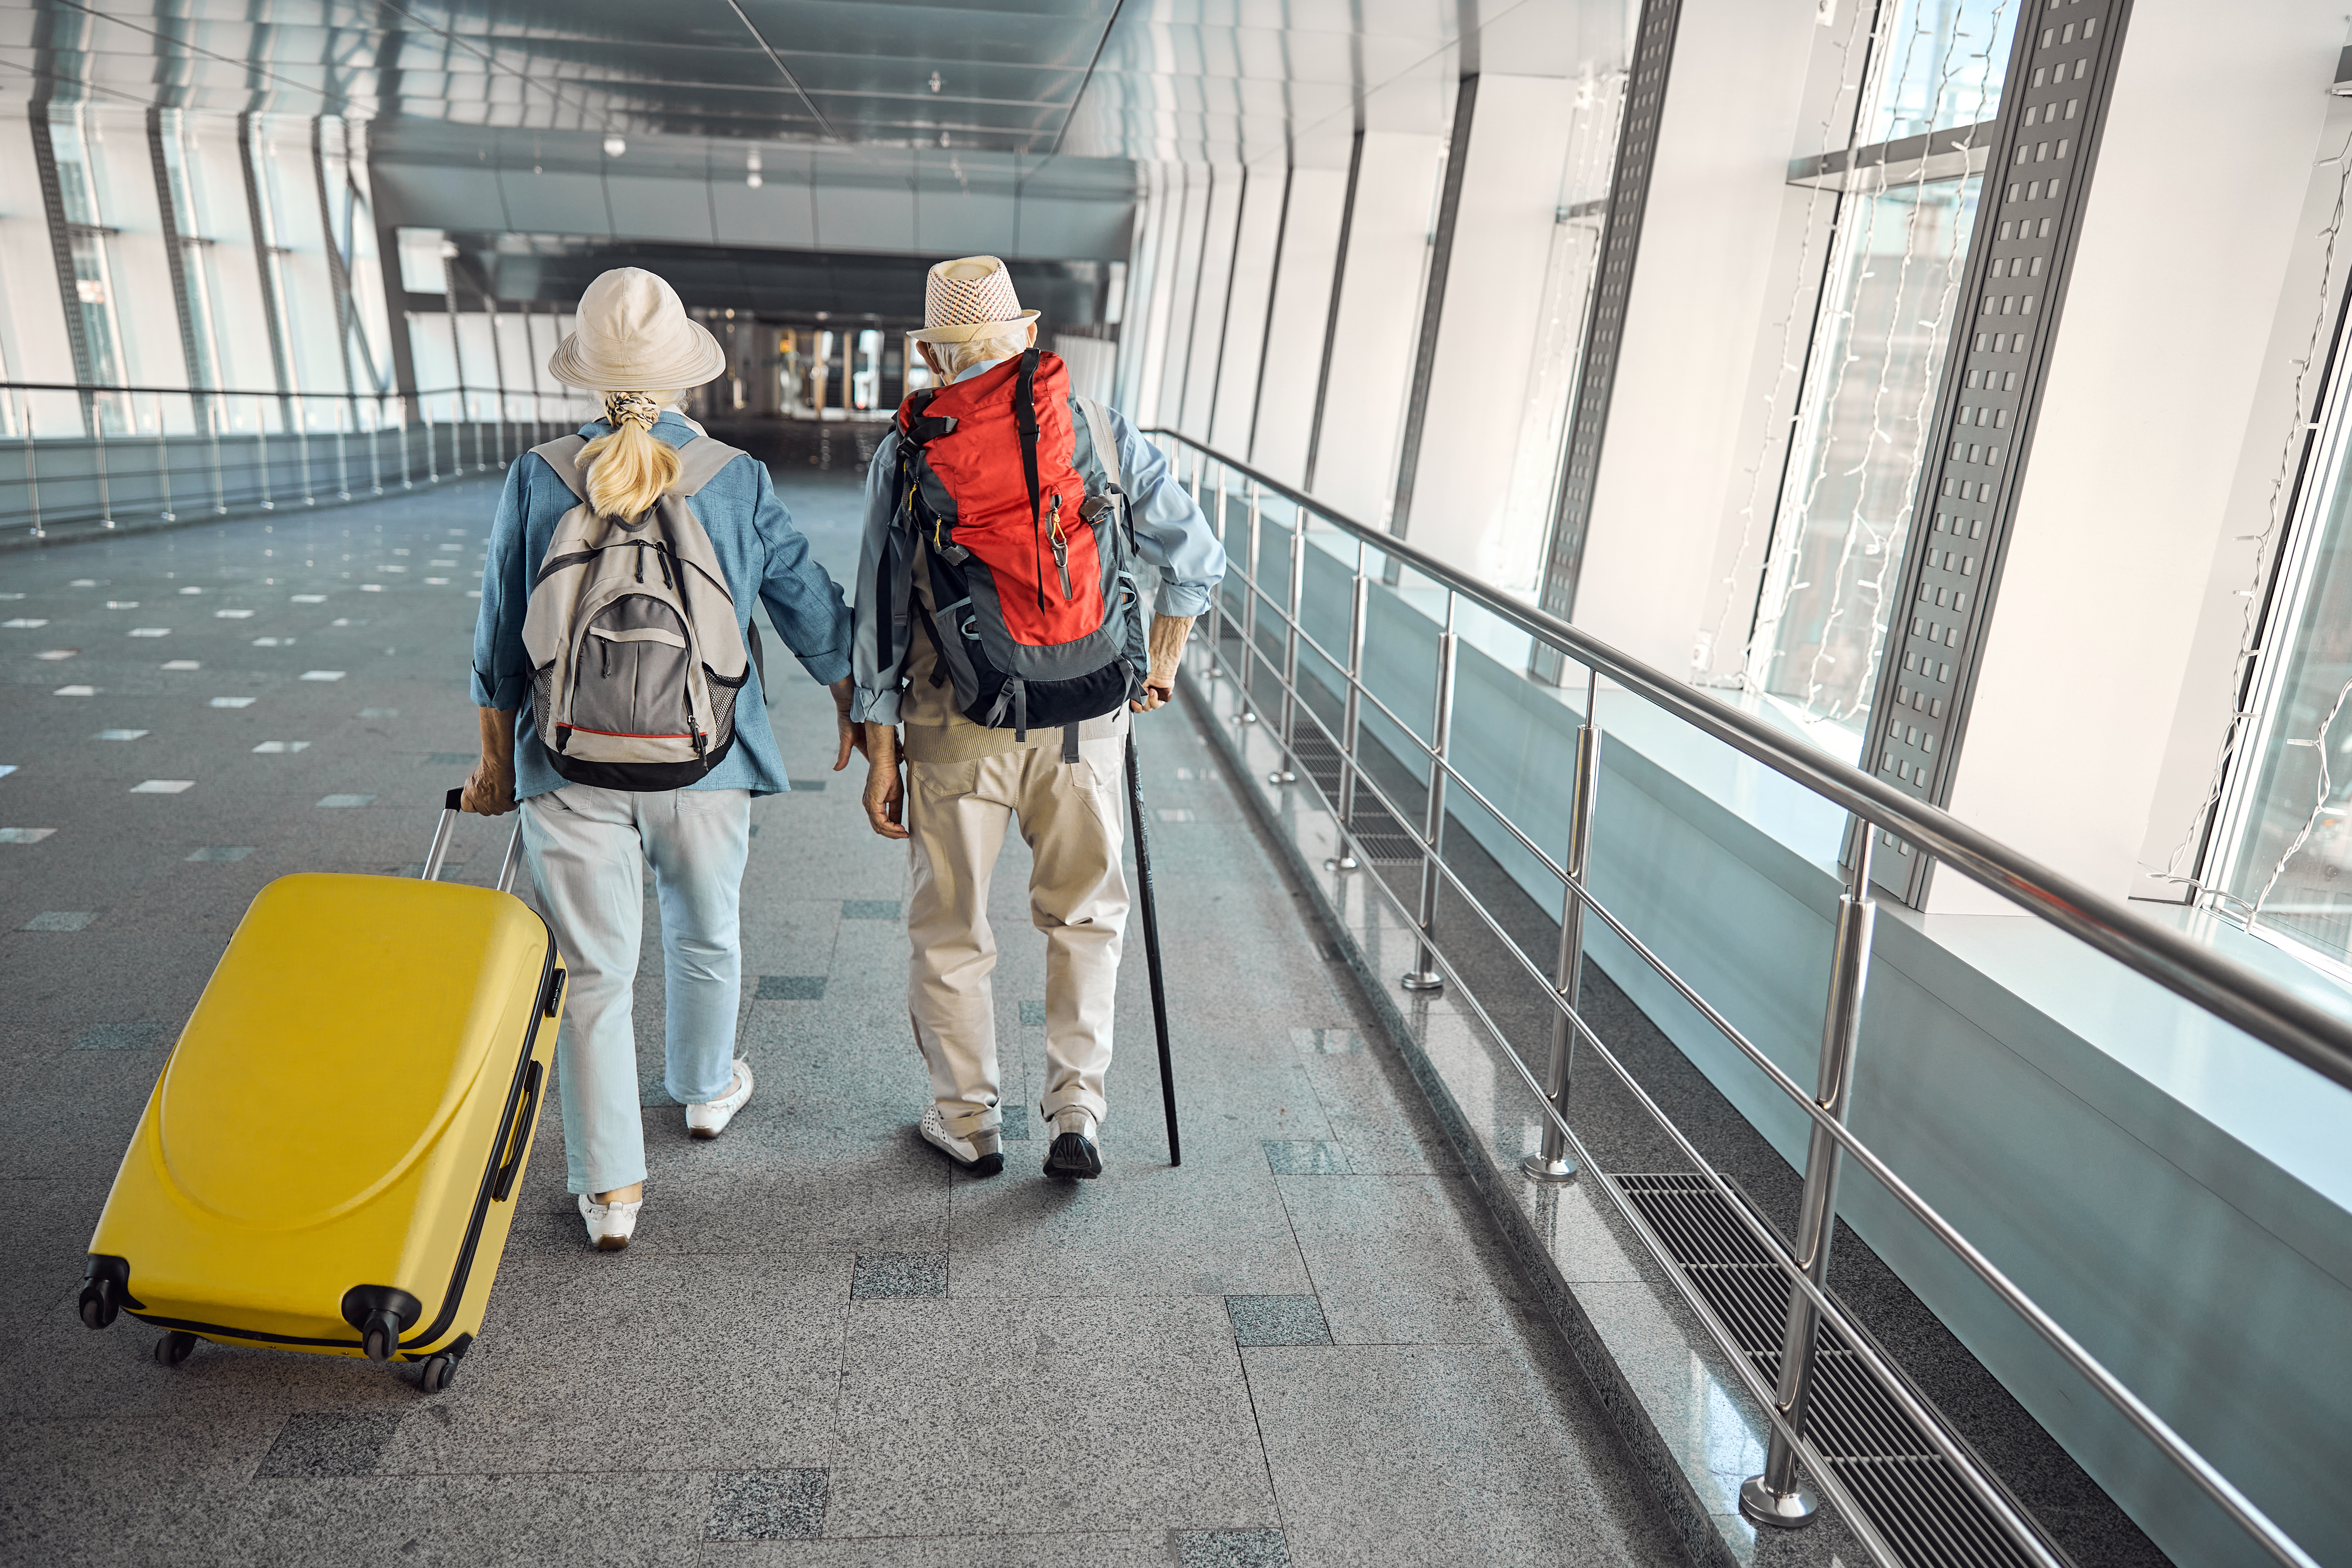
[851,358,1226,726]
[470,412,854,799]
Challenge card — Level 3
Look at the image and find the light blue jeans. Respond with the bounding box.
[521,783,751,1196]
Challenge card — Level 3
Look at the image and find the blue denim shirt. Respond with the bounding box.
[851,361,1226,725]
[471,413,854,799]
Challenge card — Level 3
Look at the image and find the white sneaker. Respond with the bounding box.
[578,1191,643,1251]
[686,1058,754,1140]
[918,1105,1005,1176]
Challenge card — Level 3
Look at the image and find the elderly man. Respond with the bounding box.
[852,255,1225,1181]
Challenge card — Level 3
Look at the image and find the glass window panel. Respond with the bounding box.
[1867,0,2019,142]
[1747,174,1982,754]
[2226,428,2352,963]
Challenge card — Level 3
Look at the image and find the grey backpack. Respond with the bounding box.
[522,435,752,790]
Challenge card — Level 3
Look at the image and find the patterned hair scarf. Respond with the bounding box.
[603,391,662,431]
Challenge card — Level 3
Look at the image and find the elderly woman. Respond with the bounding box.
[461,267,856,1250]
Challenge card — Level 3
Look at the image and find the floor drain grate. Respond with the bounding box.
[1615,1173,2069,1568]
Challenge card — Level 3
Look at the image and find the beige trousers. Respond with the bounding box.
[906,735,1129,1137]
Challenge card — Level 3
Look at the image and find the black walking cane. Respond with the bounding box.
[1125,728,1182,1167]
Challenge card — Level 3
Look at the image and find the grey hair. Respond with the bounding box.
[936,324,1036,378]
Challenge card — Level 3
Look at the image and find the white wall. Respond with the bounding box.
[1570,0,1824,674]
[1311,130,1444,527]
[1404,74,1576,582]
[1935,0,2345,915]
[1176,166,1243,434]
[1210,167,1287,454]
[1251,165,1349,485]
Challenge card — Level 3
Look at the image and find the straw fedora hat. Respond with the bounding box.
[547,267,726,392]
[907,255,1041,344]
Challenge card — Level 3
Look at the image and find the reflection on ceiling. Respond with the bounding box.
[0,0,1623,165]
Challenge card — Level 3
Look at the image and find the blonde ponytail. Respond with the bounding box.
[581,391,680,520]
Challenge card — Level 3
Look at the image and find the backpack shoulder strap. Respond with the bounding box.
[1074,396,1123,495]
[530,436,591,502]
[667,435,746,498]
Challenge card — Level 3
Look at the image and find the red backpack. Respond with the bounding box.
[875,349,1146,738]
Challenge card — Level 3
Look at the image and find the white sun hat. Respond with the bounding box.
[546,267,726,392]
[907,255,1041,344]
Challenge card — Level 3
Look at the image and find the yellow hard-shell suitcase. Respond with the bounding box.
[77,792,565,1393]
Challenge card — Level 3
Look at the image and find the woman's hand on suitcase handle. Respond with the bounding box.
[462,707,519,816]
[831,676,866,771]
[862,723,910,840]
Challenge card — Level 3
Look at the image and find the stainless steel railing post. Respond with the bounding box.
[20,395,44,539]
[1270,509,1305,785]
[151,392,176,523]
[92,392,116,528]
[203,394,226,514]
[1239,478,1259,724]
[331,398,352,500]
[1741,827,1878,1528]
[1329,541,1369,872]
[1524,664,1603,1184]
[1401,593,1457,993]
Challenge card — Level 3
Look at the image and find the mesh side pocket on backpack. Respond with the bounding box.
[530,660,557,738]
[704,665,747,748]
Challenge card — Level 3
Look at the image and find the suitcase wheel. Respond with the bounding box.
[418,1354,458,1394]
[153,1331,197,1368]
[77,1279,117,1331]
[360,1309,403,1363]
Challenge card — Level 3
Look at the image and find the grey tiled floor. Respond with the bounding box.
[0,470,1690,1566]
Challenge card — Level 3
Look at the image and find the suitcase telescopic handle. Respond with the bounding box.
[423,785,525,894]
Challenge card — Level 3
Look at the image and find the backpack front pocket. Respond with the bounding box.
[569,596,693,741]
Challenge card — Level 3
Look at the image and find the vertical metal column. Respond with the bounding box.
[1858,0,2133,908]
[91,401,114,527]
[1239,477,1259,723]
[1269,510,1304,785]
[1329,540,1369,872]
[1401,594,1457,993]
[1523,664,1602,1184]
[19,394,44,537]
[151,392,176,522]
[1740,828,1878,1528]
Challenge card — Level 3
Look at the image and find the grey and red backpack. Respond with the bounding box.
[869,348,1148,741]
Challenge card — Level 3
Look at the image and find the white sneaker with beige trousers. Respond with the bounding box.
[898,608,1134,1143]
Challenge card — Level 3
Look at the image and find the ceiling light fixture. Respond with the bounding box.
[746,148,763,188]
[603,135,626,158]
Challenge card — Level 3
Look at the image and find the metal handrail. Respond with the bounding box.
[1152,430,2352,1093]
[0,379,516,400]
[1149,427,2334,1568]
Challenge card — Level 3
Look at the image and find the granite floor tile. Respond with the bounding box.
[503,1115,949,1258]
[1226,1295,1333,1347]
[706,1468,829,1540]
[254,1408,407,1477]
[851,1251,947,1299]
[0,1414,288,1568]
[1264,1139,1352,1174]
[374,1251,849,1476]
[1179,1528,1295,1568]
[826,1297,1278,1537]
[1277,1175,1535,1345]
[946,1155,1311,1299]
[1242,1343,1689,1568]
[683,1530,1183,1566]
